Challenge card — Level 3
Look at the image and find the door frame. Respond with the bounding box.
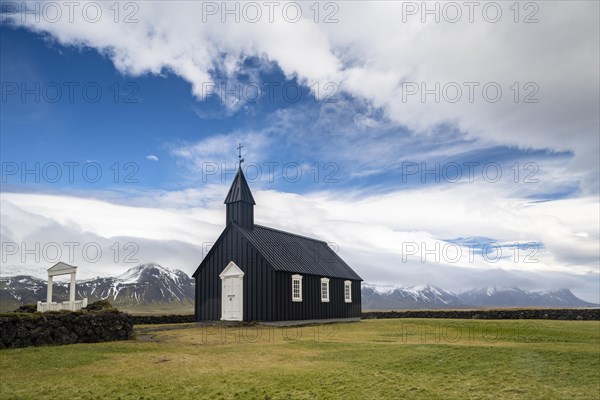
[219,261,244,321]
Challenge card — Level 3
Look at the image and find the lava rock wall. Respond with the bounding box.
[0,310,133,349]
[361,308,600,320]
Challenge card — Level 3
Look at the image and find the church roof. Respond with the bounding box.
[224,168,255,205]
[239,224,362,281]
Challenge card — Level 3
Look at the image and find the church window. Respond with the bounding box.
[321,277,330,302]
[292,274,303,302]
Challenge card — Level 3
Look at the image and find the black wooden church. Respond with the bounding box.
[193,154,362,322]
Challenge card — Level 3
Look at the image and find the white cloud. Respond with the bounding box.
[5,1,598,192]
[146,154,159,162]
[171,131,269,168]
[2,180,598,301]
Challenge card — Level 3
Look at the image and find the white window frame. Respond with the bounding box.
[292,274,303,302]
[344,280,352,303]
[320,277,330,302]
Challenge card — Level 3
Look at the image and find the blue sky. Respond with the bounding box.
[1,2,598,302]
[0,26,578,196]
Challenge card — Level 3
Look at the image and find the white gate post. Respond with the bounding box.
[47,275,53,303]
[69,272,76,303]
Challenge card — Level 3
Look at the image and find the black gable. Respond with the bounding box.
[239,224,362,281]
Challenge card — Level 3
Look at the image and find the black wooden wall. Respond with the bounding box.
[226,202,254,229]
[272,273,362,321]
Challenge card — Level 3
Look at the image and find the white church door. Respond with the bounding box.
[219,261,244,321]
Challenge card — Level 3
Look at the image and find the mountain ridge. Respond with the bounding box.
[1,264,597,312]
[361,283,597,310]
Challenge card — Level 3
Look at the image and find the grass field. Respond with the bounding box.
[1,319,598,399]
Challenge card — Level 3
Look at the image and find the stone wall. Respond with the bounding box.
[361,308,600,320]
[126,308,600,325]
[129,314,196,325]
[0,309,133,349]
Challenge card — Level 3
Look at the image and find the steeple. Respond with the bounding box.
[224,145,255,229]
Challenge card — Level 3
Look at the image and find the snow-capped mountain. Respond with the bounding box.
[0,263,194,312]
[361,283,597,310]
[362,283,465,310]
[1,265,597,312]
[0,275,48,311]
[456,287,596,308]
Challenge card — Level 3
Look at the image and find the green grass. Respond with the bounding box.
[1,319,598,399]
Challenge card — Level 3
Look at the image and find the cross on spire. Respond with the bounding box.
[237,143,244,166]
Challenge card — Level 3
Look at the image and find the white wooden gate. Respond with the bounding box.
[219,261,244,321]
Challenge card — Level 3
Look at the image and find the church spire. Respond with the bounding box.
[224,167,256,205]
[224,144,255,229]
